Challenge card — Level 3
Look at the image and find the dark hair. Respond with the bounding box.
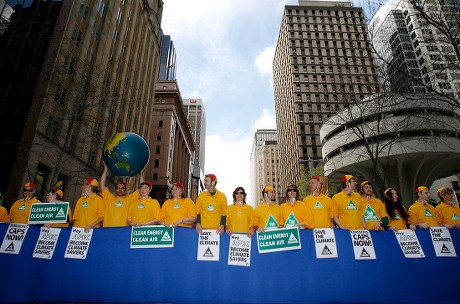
[285,184,299,200]
[51,189,62,201]
[232,186,246,203]
[383,188,408,223]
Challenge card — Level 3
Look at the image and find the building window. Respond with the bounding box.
[157,132,162,140]
[154,159,159,168]
[46,118,59,141]
[153,173,158,181]
[155,146,160,154]
[159,120,163,128]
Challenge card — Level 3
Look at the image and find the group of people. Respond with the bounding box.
[1,171,459,235]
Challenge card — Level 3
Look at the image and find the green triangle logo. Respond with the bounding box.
[424,208,433,217]
[395,212,401,220]
[138,203,145,209]
[19,204,26,210]
[285,211,298,227]
[206,203,214,211]
[115,201,123,207]
[346,200,357,210]
[314,201,323,208]
[287,232,299,244]
[265,214,279,230]
[82,201,88,207]
[173,204,180,209]
[364,205,379,221]
[452,213,460,220]
[161,231,172,242]
[56,208,66,218]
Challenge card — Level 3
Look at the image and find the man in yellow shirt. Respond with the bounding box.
[127,181,160,226]
[252,186,282,232]
[303,176,334,228]
[436,187,460,229]
[408,186,439,229]
[333,175,364,230]
[9,182,41,224]
[360,181,389,230]
[195,174,228,235]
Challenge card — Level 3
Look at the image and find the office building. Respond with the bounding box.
[157,32,177,80]
[273,0,380,191]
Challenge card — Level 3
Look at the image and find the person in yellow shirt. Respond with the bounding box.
[127,181,160,226]
[333,175,364,230]
[303,176,334,228]
[435,187,460,229]
[226,186,254,237]
[195,174,227,235]
[0,191,10,223]
[408,186,439,229]
[73,178,105,232]
[160,182,196,228]
[281,184,313,229]
[252,186,282,232]
[360,181,389,230]
[44,189,72,228]
[9,182,41,224]
[100,164,141,227]
[382,187,411,231]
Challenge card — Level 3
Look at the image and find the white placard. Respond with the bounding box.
[350,230,376,260]
[0,223,29,255]
[313,228,338,258]
[33,227,61,259]
[430,227,457,257]
[197,229,220,261]
[394,229,425,258]
[228,234,251,267]
[64,227,93,259]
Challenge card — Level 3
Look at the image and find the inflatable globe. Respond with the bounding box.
[103,132,150,177]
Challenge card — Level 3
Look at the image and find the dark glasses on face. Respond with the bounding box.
[23,188,34,192]
[287,189,296,192]
[235,191,245,195]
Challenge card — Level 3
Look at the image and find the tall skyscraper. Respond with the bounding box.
[250,129,280,206]
[0,0,163,204]
[370,0,460,99]
[182,98,206,197]
[273,0,380,190]
[157,31,177,80]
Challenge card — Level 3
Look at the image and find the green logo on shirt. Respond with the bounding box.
[115,201,123,207]
[174,204,180,209]
[314,201,323,208]
[265,214,278,230]
[453,213,460,220]
[207,204,214,211]
[82,201,88,208]
[285,211,298,227]
[424,209,433,217]
[364,205,379,221]
[19,204,26,210]
[346,201,358,210]
[395,212,401,220]
[138,203,145,209]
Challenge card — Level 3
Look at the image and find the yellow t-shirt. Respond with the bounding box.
[0,206,10,222]
[252,202,282,230]
[280,200,314,229]
[332,191,363,229]
[72,193,105,228]
[160,197,197,228]
[226,203,253,233]
[387,209,409,230]
[303,194,333,228]
[196,189,228,229]
[9,197,41,224]
[49,202,72,228]
[408,201,439,227]
[102,188,139,227]
[436,202,460,226]
[361,196,388,230]
[127,196,160,224]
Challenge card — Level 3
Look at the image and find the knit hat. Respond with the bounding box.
[360,181,372,188]
[54,189,64,199]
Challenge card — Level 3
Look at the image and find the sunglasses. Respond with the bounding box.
[235,191,245,195]
[287,189,296,192]
[23,188,34,192]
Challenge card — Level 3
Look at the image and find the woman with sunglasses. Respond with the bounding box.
[9,182,41,224]
[281,184,314,229]
[226,187,254,237]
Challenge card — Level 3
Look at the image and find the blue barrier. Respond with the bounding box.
[0,223,459,304]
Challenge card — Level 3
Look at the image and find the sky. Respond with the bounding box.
[160,0,384,204]
[161,0,299,204]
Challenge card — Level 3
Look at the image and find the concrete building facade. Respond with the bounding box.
[273,0,380,191]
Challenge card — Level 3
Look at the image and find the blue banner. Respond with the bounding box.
[0,224,459,303]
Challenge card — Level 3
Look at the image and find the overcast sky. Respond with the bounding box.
[160,0,381,204]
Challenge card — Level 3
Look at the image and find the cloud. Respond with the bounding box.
[254,46,275,78]
[252,108,277,131]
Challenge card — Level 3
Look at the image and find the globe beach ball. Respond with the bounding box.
[103,132,150,177]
